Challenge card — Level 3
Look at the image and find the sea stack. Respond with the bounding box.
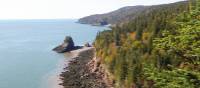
[53,36,75,53]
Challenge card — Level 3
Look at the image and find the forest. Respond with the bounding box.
[94,0,200,88]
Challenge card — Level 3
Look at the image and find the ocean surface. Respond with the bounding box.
[0,19,106,88]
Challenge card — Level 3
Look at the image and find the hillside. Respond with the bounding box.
[78,1,188,26]
[78,6,148,26]
[93,0,200,88]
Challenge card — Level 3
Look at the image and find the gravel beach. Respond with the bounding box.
[59,47,108,88]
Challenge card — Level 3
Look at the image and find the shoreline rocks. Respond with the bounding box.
[59,47,109,88]
[53,36,82,53]
[53,36,110,88]
[84,42,91,47]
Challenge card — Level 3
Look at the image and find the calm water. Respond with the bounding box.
[0,19,106,88]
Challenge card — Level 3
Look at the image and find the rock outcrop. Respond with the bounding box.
[53,36,75,53]
[84,42,91,47]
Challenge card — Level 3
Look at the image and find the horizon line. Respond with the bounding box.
[0,18,79,21]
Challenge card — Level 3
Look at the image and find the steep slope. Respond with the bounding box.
[93,0,200,88]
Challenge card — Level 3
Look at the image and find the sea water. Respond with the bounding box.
[0,19,106,88]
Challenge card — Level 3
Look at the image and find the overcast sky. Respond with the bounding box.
[0,0,184,19]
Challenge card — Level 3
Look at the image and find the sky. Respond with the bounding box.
[0,0,184,19]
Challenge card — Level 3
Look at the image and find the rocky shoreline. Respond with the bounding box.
[59,47,110,88]
[53,36,113,88]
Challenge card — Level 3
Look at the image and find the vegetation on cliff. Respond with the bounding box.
[94,0,200,88]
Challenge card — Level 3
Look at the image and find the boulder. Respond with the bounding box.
[84,42,91,47]
[53,36,75,53]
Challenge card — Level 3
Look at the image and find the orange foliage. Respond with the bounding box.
[130,32,136,40]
